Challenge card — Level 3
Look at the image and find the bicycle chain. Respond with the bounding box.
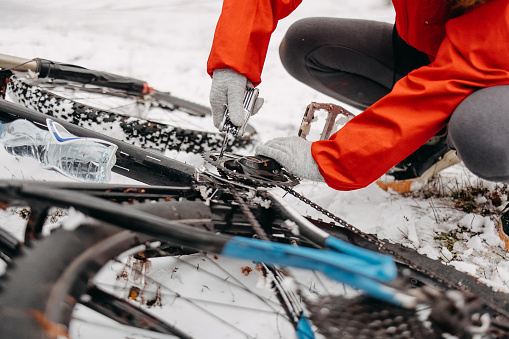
[281,186,509,325]
[279,186,454,288]
[231,189,271,242]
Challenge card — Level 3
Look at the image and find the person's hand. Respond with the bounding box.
[210,68,264,129]
[256,136,324,182]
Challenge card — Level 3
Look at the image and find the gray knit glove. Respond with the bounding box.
[210,68,264,129]
[256,136,324,182]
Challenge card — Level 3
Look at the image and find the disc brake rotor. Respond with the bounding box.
[203,151,300,188]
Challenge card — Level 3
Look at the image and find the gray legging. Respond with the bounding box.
[448,86,509,182]
[279,17,507,182]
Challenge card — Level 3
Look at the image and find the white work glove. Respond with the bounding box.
[210,68,264,129]
[256,136,324,182]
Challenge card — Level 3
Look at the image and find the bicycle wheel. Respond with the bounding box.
[5,74,255,154]
[0,181,333,339]
[0,181,454,339]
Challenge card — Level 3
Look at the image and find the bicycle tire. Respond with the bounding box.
[0,223,132,339]
[5,75,255,154]
[32,57,210,118]
[25,78,211,118]
[0,223,314,339]
[0,225,441,339]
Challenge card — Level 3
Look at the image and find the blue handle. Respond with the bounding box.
[222,236,401,305]
[324,237,396,280]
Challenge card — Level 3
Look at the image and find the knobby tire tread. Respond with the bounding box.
[0,223,132,339]
[6,76,254,154]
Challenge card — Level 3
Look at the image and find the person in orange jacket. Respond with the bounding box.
[207,0,509,193]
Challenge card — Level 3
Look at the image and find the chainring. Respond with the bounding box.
[202,151,300,188]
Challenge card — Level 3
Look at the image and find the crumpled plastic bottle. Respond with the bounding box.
[0,118,117,183]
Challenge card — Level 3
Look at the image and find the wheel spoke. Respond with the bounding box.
[84,251,300,338]
[80,286,192,338]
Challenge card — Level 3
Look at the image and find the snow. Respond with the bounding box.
[0,0,508,337]
[460,213,487,232]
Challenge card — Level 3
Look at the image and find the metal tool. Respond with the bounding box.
[218,87,259,161]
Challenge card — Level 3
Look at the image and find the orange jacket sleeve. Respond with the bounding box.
[312,0,509,191]
[207,0,302,85]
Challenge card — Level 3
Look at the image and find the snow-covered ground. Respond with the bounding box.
[1,0,509,337]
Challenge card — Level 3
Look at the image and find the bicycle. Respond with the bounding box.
[0,53,256,155]
[0,101,509,338]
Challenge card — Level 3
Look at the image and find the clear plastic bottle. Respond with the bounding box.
[0,118,117,183]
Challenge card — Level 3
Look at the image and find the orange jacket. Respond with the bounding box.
[207,0,302,85]
[208,0,509,191]
[392,0,450,59]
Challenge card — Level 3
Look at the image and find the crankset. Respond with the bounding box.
[202,151,300,188]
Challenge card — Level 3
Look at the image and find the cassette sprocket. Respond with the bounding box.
[202,151,300,188]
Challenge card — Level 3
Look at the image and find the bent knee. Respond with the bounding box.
[279,18,323,73]
[448,86,509,182]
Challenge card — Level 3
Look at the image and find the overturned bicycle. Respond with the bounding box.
[0,56,508,338]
